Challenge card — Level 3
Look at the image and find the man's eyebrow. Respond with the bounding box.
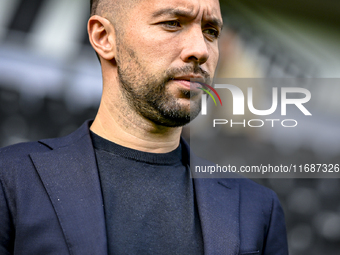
[152,8,195,19]
[152,8,223,30]
[206,17,223,31]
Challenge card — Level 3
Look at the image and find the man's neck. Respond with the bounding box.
[90,99,183,153]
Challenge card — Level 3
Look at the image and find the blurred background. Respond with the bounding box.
[0,0,339,254]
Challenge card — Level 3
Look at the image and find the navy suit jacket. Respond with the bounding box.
[0,121,288,255]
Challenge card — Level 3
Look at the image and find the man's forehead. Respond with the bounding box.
[140,0,222,24]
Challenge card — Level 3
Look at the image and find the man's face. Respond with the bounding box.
[114,0,222,127]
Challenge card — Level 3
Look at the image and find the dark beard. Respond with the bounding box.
[117,53,209,127]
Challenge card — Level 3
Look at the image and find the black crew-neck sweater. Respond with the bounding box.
[90,131,204,255]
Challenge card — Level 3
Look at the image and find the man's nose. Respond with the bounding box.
[180,26,209,65]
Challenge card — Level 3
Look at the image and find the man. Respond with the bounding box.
[0,0,288,254]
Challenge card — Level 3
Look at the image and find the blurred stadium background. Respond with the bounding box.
[0,0,340,254]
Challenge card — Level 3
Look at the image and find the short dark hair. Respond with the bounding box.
[90,0,100,16]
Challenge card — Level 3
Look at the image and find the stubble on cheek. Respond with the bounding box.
[115,41,204,127]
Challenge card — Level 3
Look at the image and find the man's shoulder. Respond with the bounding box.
[216,176,277,200]
[0,120,91,175]
[0,140,49,162]
[193,168,279,210]
[0,120,91,159]
[0,141,51,184]
[236,177,278,202]
[212,177,282,221]
[237,177,273,192]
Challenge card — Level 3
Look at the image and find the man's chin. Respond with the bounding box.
[151,106,201,128]
[154,117,190,128]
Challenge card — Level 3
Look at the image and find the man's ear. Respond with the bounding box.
[88,15,116,61]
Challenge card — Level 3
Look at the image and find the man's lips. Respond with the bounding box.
[172,76,206,90]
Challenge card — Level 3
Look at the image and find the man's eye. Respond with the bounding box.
[203,28,219,39]
[163,20,181,28]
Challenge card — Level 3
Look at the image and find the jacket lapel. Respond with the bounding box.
[29,122,107,255]
[182,139,240,255]
[194,177,240,255]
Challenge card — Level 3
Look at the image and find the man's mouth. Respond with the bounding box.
[172,75,206,90]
